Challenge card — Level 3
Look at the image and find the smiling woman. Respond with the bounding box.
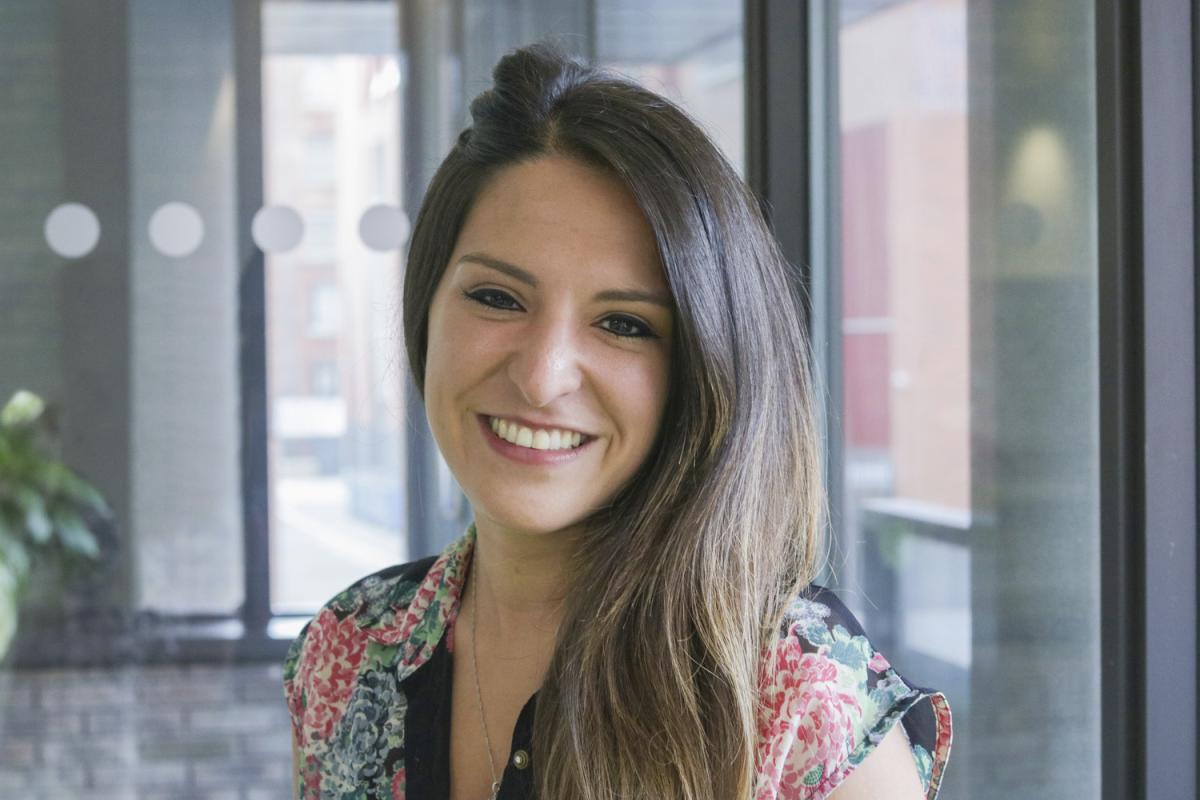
[283,43,952,800]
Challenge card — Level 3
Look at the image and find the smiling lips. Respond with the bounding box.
[487,415,589,451]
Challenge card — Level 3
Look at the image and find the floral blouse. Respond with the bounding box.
[284,525,953,798]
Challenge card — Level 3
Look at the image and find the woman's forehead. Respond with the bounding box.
[452,156,668,291]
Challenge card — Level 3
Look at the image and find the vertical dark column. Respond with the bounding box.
[746,0,840,579]
[1095,1,1145,798]
[1091,3,1200,796]
[235,0,271,638]
[56,0,133,617]
[401,0,459,559]
[745,0,810,297]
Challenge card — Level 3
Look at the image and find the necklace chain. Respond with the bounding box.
[470,557,503,800]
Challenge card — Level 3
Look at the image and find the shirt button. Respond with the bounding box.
[511,749,530,770]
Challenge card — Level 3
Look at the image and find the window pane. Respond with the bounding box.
[126,0,247,616]
[829,1,1100,797]
[262,1,408,614]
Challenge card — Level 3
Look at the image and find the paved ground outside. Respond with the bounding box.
[0,662,293,800]
[272,476,408,613]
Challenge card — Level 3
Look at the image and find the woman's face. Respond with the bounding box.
[424,155,673,538]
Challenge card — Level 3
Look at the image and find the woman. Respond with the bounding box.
[285,43,952,800]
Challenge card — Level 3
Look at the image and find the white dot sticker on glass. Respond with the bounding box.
[44,203,101,259]
[148,202,205,258]
[252,205,304,254]
[358,204,410,252]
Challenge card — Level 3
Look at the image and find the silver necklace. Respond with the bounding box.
[470,559,503,800]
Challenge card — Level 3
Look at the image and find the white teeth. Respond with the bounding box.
[487,416,586,451]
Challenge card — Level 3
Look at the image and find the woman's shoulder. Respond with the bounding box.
[775,583,886,659]
[284,527,476,704]
[282,554,450,796]
[322,555,440,629]
[282,554,440,684]
[308,554,438,628]
[282,553,450,764]
[756,583,953,799]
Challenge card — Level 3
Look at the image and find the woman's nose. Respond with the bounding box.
[507,316,584,407]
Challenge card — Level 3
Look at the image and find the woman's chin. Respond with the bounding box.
[472,502,593,540]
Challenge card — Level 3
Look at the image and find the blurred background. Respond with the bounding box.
[0,1,1194,799]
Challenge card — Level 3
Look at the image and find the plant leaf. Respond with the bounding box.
[0,559,18,663]
[51,507,100,559]
[55,468,112,517]
[14,487,52,544]
[34,461,58,494]
[0,522,32,583]
[0,390,45,428]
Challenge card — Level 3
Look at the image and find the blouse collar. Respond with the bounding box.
[363,522,476,683]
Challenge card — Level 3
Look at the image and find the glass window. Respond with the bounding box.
[825,1,1100,797]
[127,0,246,616]
[263,0,408,614]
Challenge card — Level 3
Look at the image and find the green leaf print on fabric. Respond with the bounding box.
[329,572,416,631]
[362,640,399,673]
[912,743,934,793]
[827,624,872,673]
[786,597,835,648]
[868,672,913,713]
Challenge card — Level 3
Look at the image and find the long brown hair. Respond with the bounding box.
[403,43,827,800]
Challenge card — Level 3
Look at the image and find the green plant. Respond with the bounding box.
[0,389,112,661]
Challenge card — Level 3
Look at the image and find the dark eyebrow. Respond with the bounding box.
[456,252,674,310]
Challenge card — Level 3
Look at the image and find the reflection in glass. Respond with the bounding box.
[832,1,1099,797]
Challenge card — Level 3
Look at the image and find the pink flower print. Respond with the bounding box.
[792,677,860,785]
[294,608,368,740]
[757,637,862,798]
[868,651,890,673]
[300,753,322,797]
[392,765,407,799]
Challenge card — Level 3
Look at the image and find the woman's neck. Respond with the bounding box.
[465,518,579,648]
